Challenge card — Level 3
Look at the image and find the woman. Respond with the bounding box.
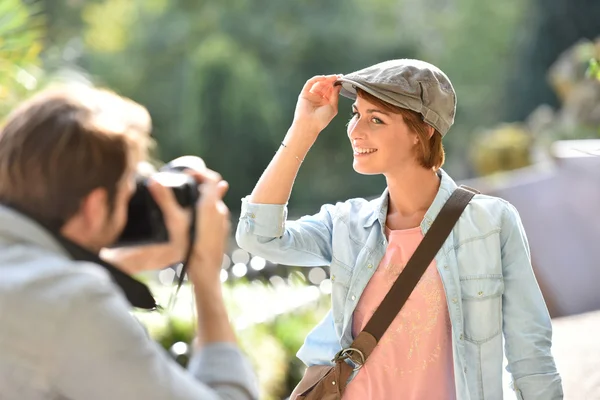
[236,59,563,399]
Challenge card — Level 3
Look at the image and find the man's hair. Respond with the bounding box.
[356,88,445,170]
[0,85,153,228]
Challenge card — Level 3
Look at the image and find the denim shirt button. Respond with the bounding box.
[351,295,356,301]
[452,297,458,304]
[460,333,464,340]
[367,264,373,269]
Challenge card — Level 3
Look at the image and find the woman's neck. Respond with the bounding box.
[384,167,440,230]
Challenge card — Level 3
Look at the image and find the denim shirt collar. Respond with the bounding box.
[363,168,459,232]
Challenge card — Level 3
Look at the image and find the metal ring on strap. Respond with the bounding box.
[332,347,366,371]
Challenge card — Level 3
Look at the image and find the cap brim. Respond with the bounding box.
[334,77,446,136]
[334,78,358,100]
[334,78,398,107]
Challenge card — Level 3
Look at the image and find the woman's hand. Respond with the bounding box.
[292,74,342,139]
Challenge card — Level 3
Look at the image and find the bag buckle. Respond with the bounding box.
[332,347,365,371]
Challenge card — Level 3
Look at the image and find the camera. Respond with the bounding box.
[112,156,202,247]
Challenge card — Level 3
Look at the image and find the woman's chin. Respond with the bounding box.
[352,162,381,176]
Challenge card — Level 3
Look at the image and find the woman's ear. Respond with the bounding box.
[426,125,435,139]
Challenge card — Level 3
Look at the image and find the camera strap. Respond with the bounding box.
[54,234,159,310]
[162,162,200,309]
[167,202,196,308]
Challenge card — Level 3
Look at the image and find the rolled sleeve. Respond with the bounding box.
[239,196,288,238]
[236,197,335,267]
[500,202,563,399]
[512,359,563,400]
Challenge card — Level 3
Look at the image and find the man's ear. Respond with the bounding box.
[81,187,109,231]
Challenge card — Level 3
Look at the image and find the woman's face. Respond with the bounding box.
[347,95,419,175]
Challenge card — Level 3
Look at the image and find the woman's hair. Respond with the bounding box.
[356,88,445,170]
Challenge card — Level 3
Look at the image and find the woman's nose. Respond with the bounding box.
[347,117,365,140]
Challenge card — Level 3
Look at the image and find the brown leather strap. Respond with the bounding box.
[341,185,478,365]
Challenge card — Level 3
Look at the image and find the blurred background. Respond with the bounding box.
[2,0,600,398]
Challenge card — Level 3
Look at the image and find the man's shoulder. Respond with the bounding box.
[0,244,120,326]
[0,245,128,372]
[1,244,112,296]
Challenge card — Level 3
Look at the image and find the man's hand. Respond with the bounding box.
[100,176,193,275]
[101,162,231,282]
[180,167,236,347]
[186,168,230,285]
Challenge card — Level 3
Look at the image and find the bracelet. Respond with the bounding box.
[280,142,304,164]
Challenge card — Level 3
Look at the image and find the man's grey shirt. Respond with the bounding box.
[0,205,258,400]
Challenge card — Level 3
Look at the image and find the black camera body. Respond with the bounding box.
[113,157,202,247]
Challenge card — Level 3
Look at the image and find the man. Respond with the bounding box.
[0,85,258,399]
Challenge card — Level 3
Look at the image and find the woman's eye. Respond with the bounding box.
[371,117,384,124]
[346,111,358,126]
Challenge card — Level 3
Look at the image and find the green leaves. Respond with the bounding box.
[0,0,45,119]
[0,0,43,67]
[587,58,600,81]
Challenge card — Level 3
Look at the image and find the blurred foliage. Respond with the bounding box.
[4,0,600,202]
[587,58,600,81]
[0,0,45,118]
[538,39,600,139]
[242,297,332,399]
[503,0,600,122]
[547,38,600,103]
[471,38,600,176]
[470,124,532,176]
[32,0,532,214]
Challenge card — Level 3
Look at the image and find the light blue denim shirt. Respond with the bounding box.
[236,169,563,400]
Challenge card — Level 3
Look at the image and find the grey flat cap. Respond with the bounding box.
[335,59,457,136]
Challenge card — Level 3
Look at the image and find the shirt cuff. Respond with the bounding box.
[189,342,259,399]
[239,196,288,238]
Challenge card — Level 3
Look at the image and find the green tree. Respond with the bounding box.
[503,0,600,122]
[37,0,531,211]
[56,0,419,210]
[588,58,600,81]
[0,0,45,119]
